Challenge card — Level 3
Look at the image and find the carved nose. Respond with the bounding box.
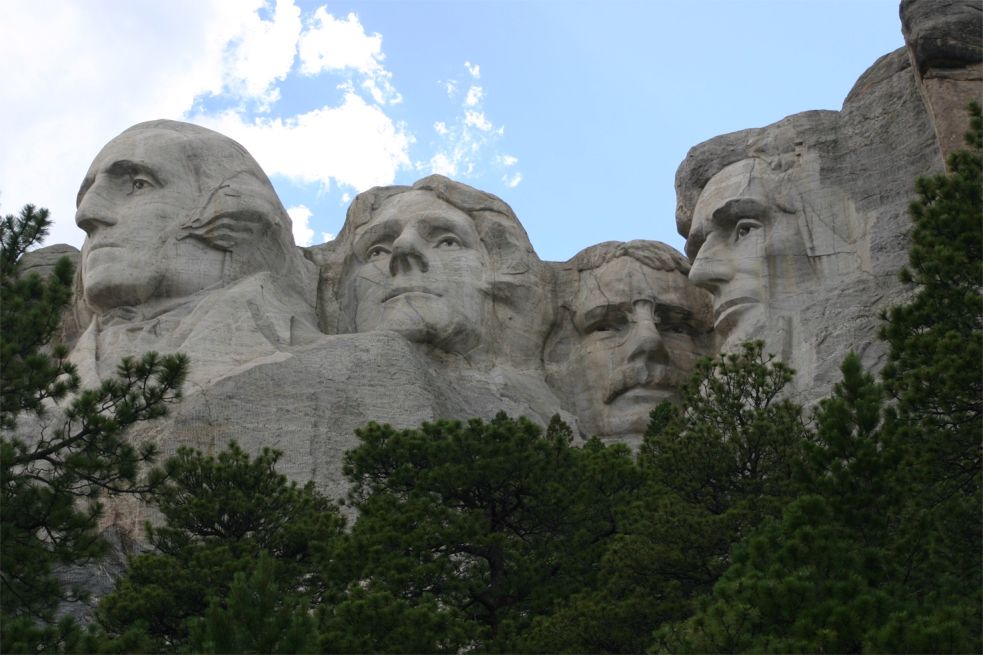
[389,230,429,276]
[688,245,733,294]
[626,301,670,365]
[75,186,117,233]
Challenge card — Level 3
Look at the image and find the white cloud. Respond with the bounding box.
[425,60,518,186]
[287,204,314,246]
[191,91,412,193]
[0,0,271,247]
[441,80,458,98]
[298,8,400,104]
[464,111,493,132]
[340,192,351,205]
[464,85,483,107]
[224,0,302,108]
[430,153,456,177]
[321,232,335,242]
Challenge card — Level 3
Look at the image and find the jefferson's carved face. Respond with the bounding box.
[75,129,224,312]
[350,190,488,354]
[565,259,707,438]
[686,158,810,350]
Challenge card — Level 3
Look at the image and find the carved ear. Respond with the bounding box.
[179,171,281,251]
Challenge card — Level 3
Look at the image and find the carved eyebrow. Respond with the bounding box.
[415,213,477,245]
[106,160,162,186]
[686,197,767,259]
[711,197,767,223]
[354,218,400,252]
[576,301,631,331]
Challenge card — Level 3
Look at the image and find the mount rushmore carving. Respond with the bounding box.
[21,0,978,507]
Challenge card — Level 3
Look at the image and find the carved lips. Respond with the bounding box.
[603,365,682,405]
[382,286,443,302]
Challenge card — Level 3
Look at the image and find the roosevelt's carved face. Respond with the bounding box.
[564,259,708,439]
[350,190,488,354]
[686,158,811,351]
[75,128,224,313]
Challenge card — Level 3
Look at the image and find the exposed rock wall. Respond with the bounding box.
[15,2,978,527]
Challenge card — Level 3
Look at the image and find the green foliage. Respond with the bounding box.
[188,553,318,654]
[655,107,983,654]
[525,343,811,653]
[880,101,982,498]
[0,205,77,431]
[98,442,345,652]
[341,413,641,652]
[0,204,188,653]
[655,354,892,653]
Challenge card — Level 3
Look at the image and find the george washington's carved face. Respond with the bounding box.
[75,128,224,312]
[349,190,489,354]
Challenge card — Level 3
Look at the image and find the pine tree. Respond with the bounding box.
[0,204,188,651]
[524,343,811,653]
[98,442,345,653]
[339,413,640,652]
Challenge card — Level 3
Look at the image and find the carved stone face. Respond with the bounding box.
[350,190,488,354]
[75,128,225,313]
[565,259,707,438]
[686,158,811,351]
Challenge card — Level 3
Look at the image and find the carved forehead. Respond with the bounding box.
[87,128,192,176]
[373,190,475,225]
[686,159,777,259]
[575,258,693,310]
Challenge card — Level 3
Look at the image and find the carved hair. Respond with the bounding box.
[73,120,312,323]
[674,110,840,241]
[336,174,537,275]
[568,240,690,275]
[675,110,861,265]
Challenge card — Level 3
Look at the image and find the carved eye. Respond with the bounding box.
[434,235,461,249]
[735,219,762,241]
[131,177,153,192]
[588,314,628,335]
[366,244,391,260]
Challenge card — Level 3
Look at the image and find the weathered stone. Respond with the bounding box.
[545,241,712,447]
[69,120,321,388]
[312,175,553,372]
[19,243,80,280]
[31,0,959,552]
[901,0,983,162]
[675,47,944,405]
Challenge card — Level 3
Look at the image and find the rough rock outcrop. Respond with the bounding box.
[901,0,983,162]
[19,1,976,540]
[674,44,947,406]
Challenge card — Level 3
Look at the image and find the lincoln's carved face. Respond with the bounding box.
[686,158,811,350]
[75,128,224,313]
[563,258,708,439]
[349,190,489,354]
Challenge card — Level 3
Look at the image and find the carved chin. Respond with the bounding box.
[587,409,650,440]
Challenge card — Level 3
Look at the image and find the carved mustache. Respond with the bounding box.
[603,364,686,405]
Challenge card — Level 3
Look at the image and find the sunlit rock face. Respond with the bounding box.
[40,1,971,511]
[676,45,945,405]
[901,0,983,162]
[546,241,712,447]
[322,175,553,371]
[69,119,321,388]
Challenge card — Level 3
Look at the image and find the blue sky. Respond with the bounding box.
[1,0,903,261]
